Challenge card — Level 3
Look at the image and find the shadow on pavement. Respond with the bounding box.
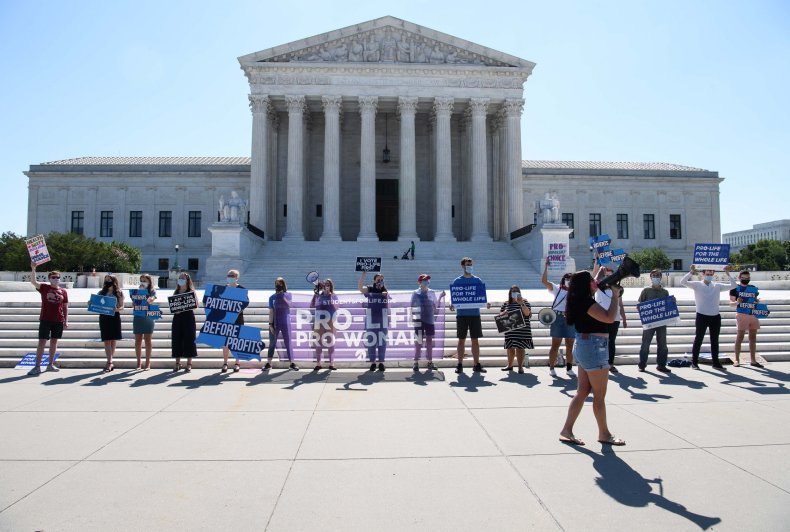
[610,373,673,403]
[38,371,105,386]
[449,371,497,392]
[717,369,788,396]
[499,370,540,388]
[82,370,136,386]
[549,375,577,398]
[573,445,722,530]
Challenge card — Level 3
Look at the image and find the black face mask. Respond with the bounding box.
[740,279,750,285]
[104,281,113,287]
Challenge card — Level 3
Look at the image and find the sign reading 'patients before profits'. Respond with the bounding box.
[693,243,730,270]
[25,234,51,266]
[130,289,162,320]
[355,257,382,272]
[637,296,680,329]
[197,284,264,361]
[168,292,198,314]
[87,294,117,316]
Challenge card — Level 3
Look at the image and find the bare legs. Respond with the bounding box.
[103,340,117,371]
[135,334,153,369]
[560,366,617,443]
[35,338,58,370]
[734,330,758,365]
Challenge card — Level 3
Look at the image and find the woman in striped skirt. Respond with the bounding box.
[499,285,534,373]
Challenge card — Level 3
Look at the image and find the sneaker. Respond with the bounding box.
[566,367,575,377]
[427,362,437,371]
[290,362,300,371]
[656,366,672,374]
[711,362,726,371]
[750,361,764,368]
[691,363,700,370]
[263,362,272,371]
[27,367,41,376]
[473,363,486,373]
[378,363,386,372]
[412,362,419,372]
[314,365,322,371]
[638,365,646,372]
[549,367,557,378]
[609,366,619,374]
[455,363,463,374]
[46,364,60,372]
[370,363,377,372]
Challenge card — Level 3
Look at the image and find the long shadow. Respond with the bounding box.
[167,372,222,390]
[656,371,707,391]
[0,373,40,384]
[40,370,105,386]
[572,445,722,530]
[282,369,330,390]
[610,373,673,403]
[750,366,790,383]
[340,370,386,391]
[82,370,136,386]
[245,369,293,386]
[129,370,183,387]
[405,369,446,387]
[499,371,540,388]
[448,371,497,393]
[717,370,788,396]
[549,375,578,399]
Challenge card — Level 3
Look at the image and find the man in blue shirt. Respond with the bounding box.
[449,257,491,373]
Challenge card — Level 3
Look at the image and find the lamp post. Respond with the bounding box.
[174,244,180,271]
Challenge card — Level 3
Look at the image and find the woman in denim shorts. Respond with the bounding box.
[558,270,625,447]
[542,259,576,378]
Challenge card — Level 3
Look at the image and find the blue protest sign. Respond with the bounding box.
[637,296,680,329]
[88,294,117,316]
[130,289,150,317]
[146,304,162,320]
[197,284,264,360]
[752,304,770,319]
[735,285,759,315]
[16,352,60,369]
[449,278,487,309]
[589,234,612,252]
[693,243,730,270]
[609,249,626,263]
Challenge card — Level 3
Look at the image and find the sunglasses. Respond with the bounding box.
[50,276,61,280]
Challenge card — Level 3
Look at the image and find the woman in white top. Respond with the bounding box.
[541,258,576,378]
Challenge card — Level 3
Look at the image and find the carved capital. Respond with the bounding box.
[397,96,419,115]
[248,94,270,114]
[503,98,525,117]
[433,96,454,115]
[469,98,490,116]
[358,95,378,114]
[285,95,306,114]
[321,95,343,114]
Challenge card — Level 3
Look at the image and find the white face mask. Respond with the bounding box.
[420,281,429,289]
[650,277,661,286]
[511,292,520,300]
[703,275,714,282]
[465,265,474,274]
[140,282,149,289]
[227,277,237,285]
[177,278,187,287]
[49,278,59,287]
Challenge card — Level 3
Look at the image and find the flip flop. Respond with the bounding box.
[559,435,585,446]
[598,437,626,446]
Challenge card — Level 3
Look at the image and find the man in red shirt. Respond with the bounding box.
[29,262,69,376]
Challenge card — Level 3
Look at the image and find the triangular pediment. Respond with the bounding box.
[238,16,534,69]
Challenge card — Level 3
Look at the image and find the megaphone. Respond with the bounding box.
[598,255,640,290]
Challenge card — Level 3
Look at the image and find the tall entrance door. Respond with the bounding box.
[376,179,399,241]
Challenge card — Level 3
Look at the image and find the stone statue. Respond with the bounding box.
[220,191,248,224]
[349,39,364,62]
[536,192,561,225]
[381,29,396,61]
[429,45,445,64]
[332,42,348,62]
[413,40,427,63]
[396,37,411,62]
[363,34,380,62]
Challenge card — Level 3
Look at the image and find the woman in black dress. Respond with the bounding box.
[172,272,198,372]
[499,285,533,373]
[98,275,124,372]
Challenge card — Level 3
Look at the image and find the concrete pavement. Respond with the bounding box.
[0,362,789,531]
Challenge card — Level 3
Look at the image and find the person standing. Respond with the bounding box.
[541,258,576,378]
[559,270,625,447]
[358,271,389,372]
[410,240,416,260]
[220,269,247,373]
[312,279,339,371]
[681,265,736,370]
[28,263,69,376]
[265,277,298,371]
[730,270,764,368]
[637,269,672,373]
[449,257,491,374]
[98,274,124,372]
[171,272,198,372]
[499,285,533,374]
[411,274,445,371]
[592,264,627,374]
[133,274,157,370]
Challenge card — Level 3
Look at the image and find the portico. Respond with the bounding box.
[240,16,534,243]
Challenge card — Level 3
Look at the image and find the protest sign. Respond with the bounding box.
[355,257,382,272]
[197,284,264,361]
[693,243,730,270]
[25,234,51,266]
[637,296,680,329]
[752,304,770,319]
[495,309,527,333]
[547,243,567,271]
[88,294,117,316]
[168,292,198,314]
[589,234,611,253]
[734,285,759,315]
[16,352,59,369]
[449,279,487,309]
[589,234,626,265]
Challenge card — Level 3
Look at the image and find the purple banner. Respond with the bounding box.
[270,291,448,361]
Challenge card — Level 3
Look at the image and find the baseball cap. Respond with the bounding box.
[418,274,431,283]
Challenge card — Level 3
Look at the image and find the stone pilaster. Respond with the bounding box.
[248,94,270,236]
[469,98,491,241]
[320,95,343,241]
[504,98,525,238]
[357,96,378,241]
[433,97,455,241]
[283,95,305,241]
[398,96,419,242]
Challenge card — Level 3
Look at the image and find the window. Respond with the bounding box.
[451,205,455,218]
[71,211,84,235]
[158,258,169,270]
[617,214,629,239]
[283,204,287,217]
[673,259,683,271]
[670,214,682,239]
[159,211,172,237]
[589,213,602,238]
[129,211,142,238]
[188,258,199,271]
[562,213,574,239]
[100,211,113,238]
[643,214,655,239]
[188,211,201,238]
[316,204,323,218]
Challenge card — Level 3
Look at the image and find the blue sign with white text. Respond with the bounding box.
[637,296,680,329]
[450,278,487,309]
[88,294,117,316]
[735,285,759,315]
[197,284,264,361]
[752,303,770,319]
[16,352,60,369]
[693,243,730,269]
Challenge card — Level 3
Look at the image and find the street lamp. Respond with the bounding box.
[174,244,180,271]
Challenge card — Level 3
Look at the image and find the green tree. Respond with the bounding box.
[0,232,29,271]
[629,247,672,271]
[730,240,789,271]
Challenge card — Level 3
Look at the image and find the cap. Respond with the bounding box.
[418,274,431,283]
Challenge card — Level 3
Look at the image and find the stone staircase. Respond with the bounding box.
[232,240,544,290]
[1,296,788,369]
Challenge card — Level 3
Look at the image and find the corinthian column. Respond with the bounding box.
[248,94,270,237]
[320,95,342,241]
[398,96,419,242]
[283,95,305,241]
[433,97,455,241]
[357,96,378,241]
[469,98,491,241]
[504,99,525,237]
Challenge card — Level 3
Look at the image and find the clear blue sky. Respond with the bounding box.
[1,0,788,236]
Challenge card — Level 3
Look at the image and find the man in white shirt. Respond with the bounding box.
[680,265,736,370]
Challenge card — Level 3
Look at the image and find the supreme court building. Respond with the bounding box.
[25,17,723,281]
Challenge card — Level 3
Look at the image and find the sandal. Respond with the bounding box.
[173,363,182,372]
[559,435,585,446]
[598,436,626,446]
[186,364,192,373]
[221,364,228,373]
[144,361,151,371]
[733,360,740,367]
[233,364,240,373]
[103,363,114,373]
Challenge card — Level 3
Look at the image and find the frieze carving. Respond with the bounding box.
[246,69,526,89]
[264,27,512,67]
